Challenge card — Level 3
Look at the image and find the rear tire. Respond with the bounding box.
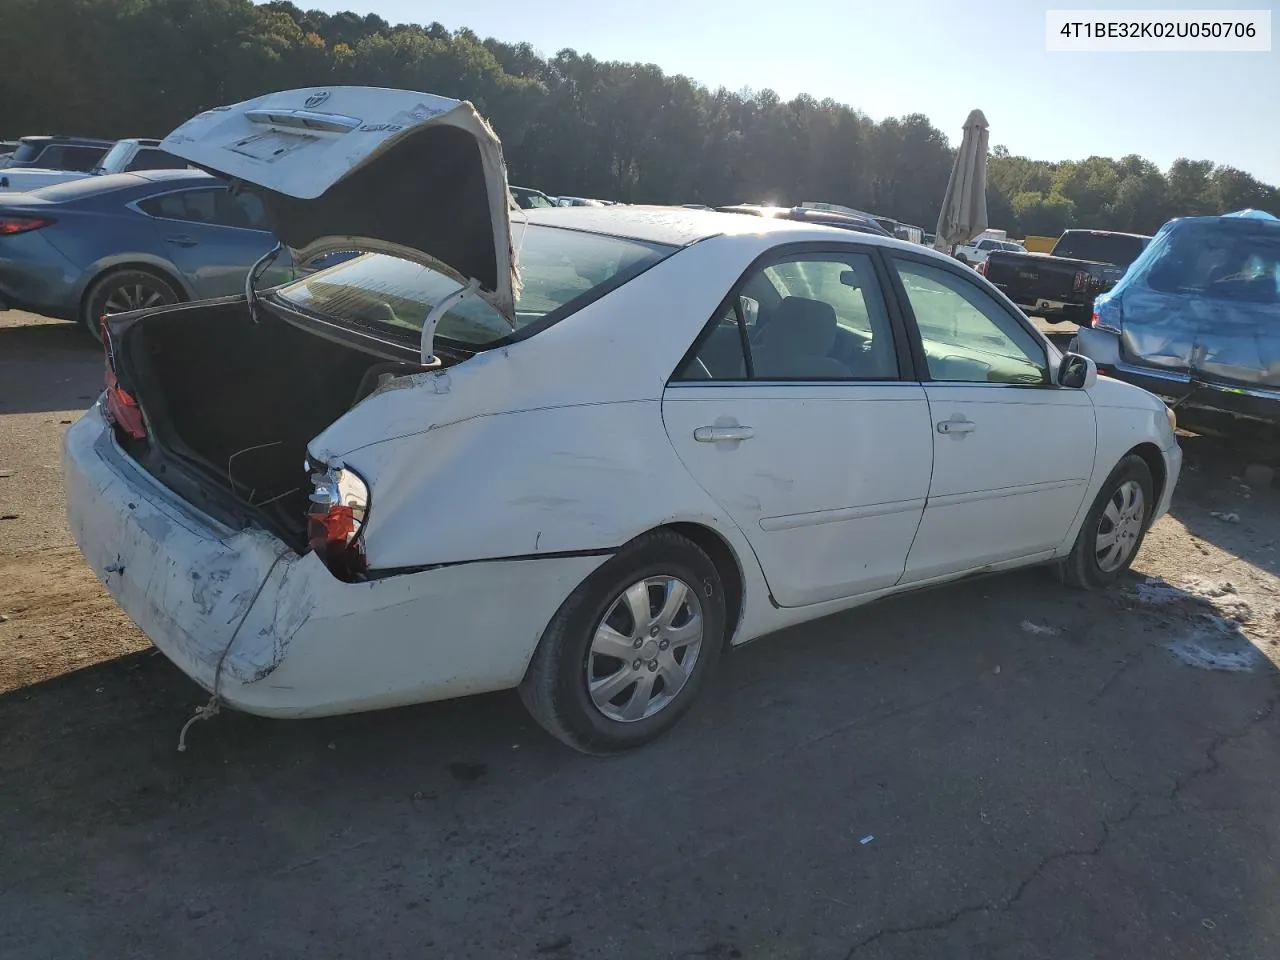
[1059,454,1154,589]
[81,268,180,342]
[519,530,725,754]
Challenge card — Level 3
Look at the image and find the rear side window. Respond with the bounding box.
[138,187,225,224]
[1144,222,1280,302]
[675,252,900,382]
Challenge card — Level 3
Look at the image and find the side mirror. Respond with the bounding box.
[1058,352,1097,389]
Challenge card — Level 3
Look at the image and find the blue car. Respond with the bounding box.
[1073,210,1280,439]
[0,169,298,339]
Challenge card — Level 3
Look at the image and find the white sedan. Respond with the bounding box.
[64,87,1182,753]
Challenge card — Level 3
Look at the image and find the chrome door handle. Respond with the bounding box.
[164,235,198,248]
[936,418,975,435]
[694,425,754,443]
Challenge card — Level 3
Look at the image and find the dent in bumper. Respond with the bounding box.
[63,406,607,718]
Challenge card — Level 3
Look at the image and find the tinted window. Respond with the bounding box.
[224,190,270,230]
[11,142,44,164]
[139,187,224,224]
[275,225,673,349]
[676,253,899,381]
[60,146,107,171]
[126,148,186,172]
[1052,232,1149,268]
[894,258,1047,385]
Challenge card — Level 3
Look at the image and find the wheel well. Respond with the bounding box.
[79,262,188,321]
[1129,442,1167,511]
[661,522,744,648]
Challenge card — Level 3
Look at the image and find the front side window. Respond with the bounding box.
[273,224,674,350]
[676,253,899,381]
[893,258,1047,385]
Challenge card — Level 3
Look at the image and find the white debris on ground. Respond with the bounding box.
[1020,620,1059,636]
[1209,511,1241,523]
[1130,575,1266,672]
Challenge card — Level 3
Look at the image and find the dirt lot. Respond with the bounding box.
[2,308,1279,959]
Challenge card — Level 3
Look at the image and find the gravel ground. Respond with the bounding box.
[2,309,1278,959]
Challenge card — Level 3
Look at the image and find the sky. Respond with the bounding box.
[303,0,1280,185]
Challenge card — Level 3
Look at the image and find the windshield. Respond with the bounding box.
[92,141,132,173]
[11,141,43,164]
[1052,232,1149,267]
[273,224,675,350]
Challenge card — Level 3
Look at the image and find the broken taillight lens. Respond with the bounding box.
[102,337,146,440]
[307,465,369,580]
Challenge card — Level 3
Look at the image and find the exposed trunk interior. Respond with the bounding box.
[113,299,430,545]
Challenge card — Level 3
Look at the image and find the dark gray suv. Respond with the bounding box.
[0,135,114,171]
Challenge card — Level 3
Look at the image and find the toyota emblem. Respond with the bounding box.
[303,91,331,109]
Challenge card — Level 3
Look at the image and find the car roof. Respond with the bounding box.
[521,204,936,255]
[20,135,114,147]
[130,168,215,184]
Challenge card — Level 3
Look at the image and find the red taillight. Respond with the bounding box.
[976,260,989,276]
[1090,311,1100,328]
[103,357,146,440]
[307,467,369,580]
[0,216,54,235]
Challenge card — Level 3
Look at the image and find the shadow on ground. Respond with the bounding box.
[1168,433,1280,578]
[2,567,1278,959]
[0,316,101,415]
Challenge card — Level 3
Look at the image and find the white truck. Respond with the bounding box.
[0,138,189,191]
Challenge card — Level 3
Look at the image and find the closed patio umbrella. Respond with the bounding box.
[933,109,989,255]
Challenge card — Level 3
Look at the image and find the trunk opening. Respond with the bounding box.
[112,299,436,548]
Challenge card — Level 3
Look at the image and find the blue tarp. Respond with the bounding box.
[1222,208,1278,220]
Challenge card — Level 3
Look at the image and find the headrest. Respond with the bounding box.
[761,297,838,356]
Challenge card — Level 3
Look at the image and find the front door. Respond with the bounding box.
[662,248,933,607]
[888,255,1097,583]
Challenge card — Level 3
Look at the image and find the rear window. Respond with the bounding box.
[1052,232,1149,267]
[1142,221,1280,302]
[273,224,676,350]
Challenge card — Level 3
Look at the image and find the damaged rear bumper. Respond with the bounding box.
[63,405,606,718]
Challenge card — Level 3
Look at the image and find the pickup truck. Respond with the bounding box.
[980,229,1150,323]
[0,138,187,192]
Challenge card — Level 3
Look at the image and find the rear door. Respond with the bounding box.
[135,185,288,298]
[888,254,1096,582]
[662,244,934,607]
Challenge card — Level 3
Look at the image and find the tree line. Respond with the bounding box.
[2,0,1275,237]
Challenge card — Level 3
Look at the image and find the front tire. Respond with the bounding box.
[81,268,180,342]
[1059,454,1154,589]
[519,530,726,754]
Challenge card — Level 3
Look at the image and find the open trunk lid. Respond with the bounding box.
[160,86,517,323]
